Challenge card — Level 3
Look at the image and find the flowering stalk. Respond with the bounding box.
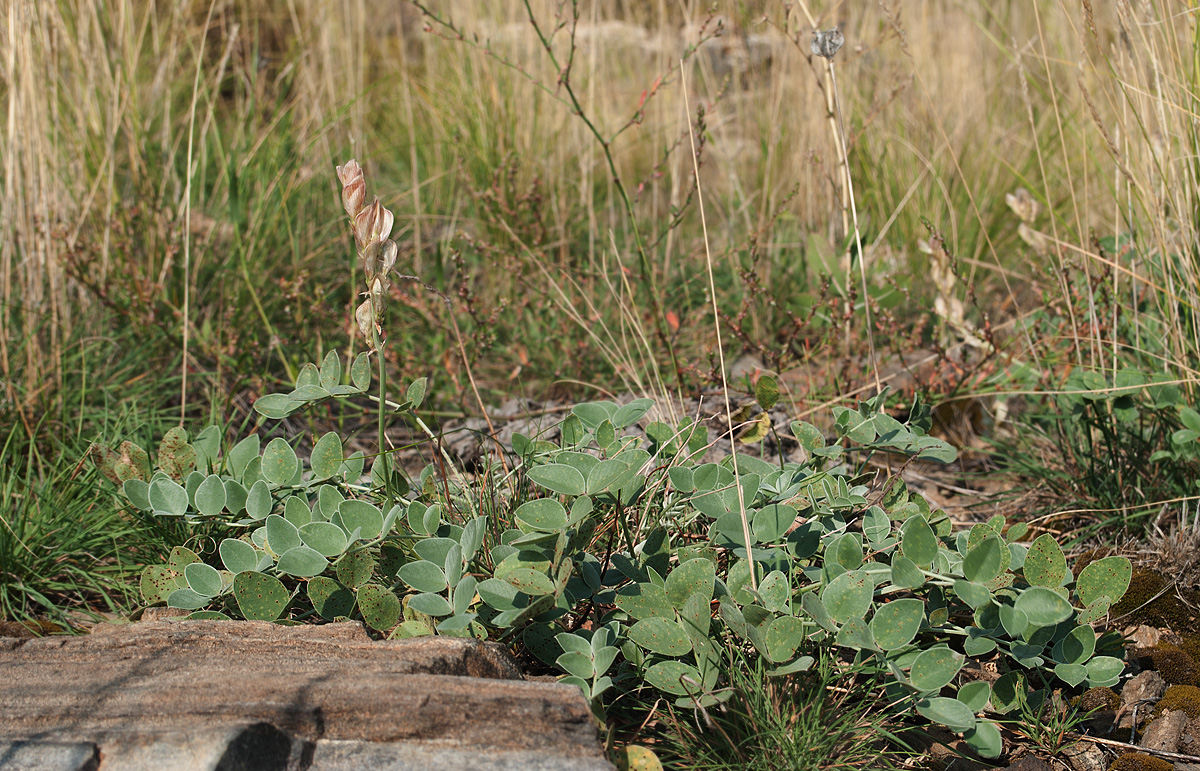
[337,159,400,505]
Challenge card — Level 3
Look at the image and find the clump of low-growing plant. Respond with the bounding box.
[91,163,1135,763]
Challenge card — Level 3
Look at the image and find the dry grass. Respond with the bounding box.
[2,1,1199,419]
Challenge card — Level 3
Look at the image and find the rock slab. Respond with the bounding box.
[0,620,613,770]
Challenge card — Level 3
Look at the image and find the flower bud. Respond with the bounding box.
[380,239,398,276]
[337,160,366,219]
[337,159,363,187]
[369,276,387,320]
[353,199,379,248]
[356,299,375,345]
[342,177,366,219]
[362,239,382,282]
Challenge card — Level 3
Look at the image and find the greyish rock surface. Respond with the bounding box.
[0,620,613,770]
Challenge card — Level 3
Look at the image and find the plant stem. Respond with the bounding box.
[372,328,392,508]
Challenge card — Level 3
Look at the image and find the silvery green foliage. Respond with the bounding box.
[100,369,1132,759]
[468,387,1130,757]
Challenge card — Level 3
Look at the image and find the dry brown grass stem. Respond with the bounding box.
[680,61,755,592]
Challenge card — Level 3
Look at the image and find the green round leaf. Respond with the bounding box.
[407,591,453,617]
[219,538,259,575]
[168,546,202,570]
[477,578,520,611]
[964,720,1002,758]
[765,615,808,663]
[613,398,654,429]
[990,672,1024,714]
[140,566,174,605]
[629,617,692,656]
[338,500,384,540]
[828,533,864,570]
[821,570,873,624]
[587,458,631,495]
[283,495,312,527]
[276,546,329,577]
[954,580,993,610]
[916,697,976,733]
[527,464,586,497]
[909,646,964,693]
[234,572,290,621]
[801,592,837,633]
[753,504,797,543]
[245,480,273,520]
[964,635,997,656]
[870,598,924,650]
[835,617,878,651]
[261,437,299,486]
[194,474,227,517]
[666,558,716,608]
[1013,586,1075,627]
[310,432,344,481]
[962,535,1004,584]
[406,378,427,410]
[149,478,189,516]
[1076,556,1132,608]
[890,555,926,590]
[336,550,376,588]
[1085,656,1125,686]
[307,576,356,620]
[167,587,211,610]
[645,661,704,697]
[184,563,223,597]
[358,583,401,631]
[122,478,152,511]
[350,352,371,391]
[957,681,991,713]
[398,554,451,590]
[901,516,939,567]
[222,479,248,514]
[265,514,301,555]
[253,393,301,419]
[757,570,790,613]
[503,568,556,596]
[514,498,568,532]
[1054,662,1089,687]
[299,521,350,558]
[1051,624,1096,665]
[616,582,675,621]
[999,604,1029,637]
[1024,534,1067,587]
[556,651,594,680]
[862,506,891,545]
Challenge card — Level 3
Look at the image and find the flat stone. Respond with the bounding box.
[1124,625,1163,649]
[1143,709,1189,753]
[0,741,99,771]
[311,739,619,770]
[1061,742,1106,771]
[0,621,612,770]
[1123,670,1168,708]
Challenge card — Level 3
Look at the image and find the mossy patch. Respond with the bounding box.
[1152,684,1200,720]
[1131,643,1198,686]
[1076,686,1121,712]
[1109,752,1174,771]
[1178,632,1200,665]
